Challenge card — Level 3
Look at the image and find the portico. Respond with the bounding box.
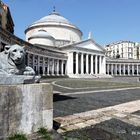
[69,52,105,75]
[62,39,106,78]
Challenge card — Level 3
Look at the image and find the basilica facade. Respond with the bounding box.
[24,11,106,78]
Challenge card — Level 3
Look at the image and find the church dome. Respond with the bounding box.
[25,11,83,47]
[33,12,70,25]
[28,30,55,46]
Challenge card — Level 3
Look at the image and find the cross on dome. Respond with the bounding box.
[53,6,56,12]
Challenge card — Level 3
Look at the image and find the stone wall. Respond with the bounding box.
[0,83,53,139]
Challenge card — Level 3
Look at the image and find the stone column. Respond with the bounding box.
[56,60,59,75]
[132,64,134,75]
[51,59,54,75]
[99,56,102,74]
[127,64,130,76]
[38,56,40,75]
[67,52,73,76]
[102,56,106,74]
[81,53,84,74]
[47,58,50,75]
[107,64,109,74]
[95,55,97,74]
[115,64,117,75]
[43,57,46,76]
[86,54,89,74]
[123,64,125,76]
[91,55,93,74]
[76,53,79,74]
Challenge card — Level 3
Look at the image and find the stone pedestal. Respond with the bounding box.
[0,83,53,139]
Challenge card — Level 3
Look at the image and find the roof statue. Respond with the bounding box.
[0,44,40,84]
[88,31,93,39]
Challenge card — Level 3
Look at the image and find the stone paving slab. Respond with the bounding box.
[54,100,140,133]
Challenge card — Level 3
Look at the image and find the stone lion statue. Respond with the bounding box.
[0,44,40,84]
[0,44,35,75]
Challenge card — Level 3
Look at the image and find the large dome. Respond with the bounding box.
[33,12,71,25]
[25,11,83,47]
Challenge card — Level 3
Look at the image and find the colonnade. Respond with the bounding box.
[106,63,140,76]
[67,52,106,75]
[27,53,67,76]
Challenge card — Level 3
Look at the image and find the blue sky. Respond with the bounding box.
[2,0,140,45]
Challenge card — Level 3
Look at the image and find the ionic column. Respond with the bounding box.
[137,64,139,76]
[56,60,59,75]
[51,59,55,75]
[132,64,134,75]
[67,52,73,75]
[115,64,117,75]
[47,58,50,75]
[99,56,102,74]
[102,56,106,74]
[127,64,130,76]
[43,57,46,76]
[61,60,64,75]
[123,64,125,75]
[81,53,84,74]
[76,53,79,74]
[86,54,89,74]
[38,56,40,74]
[91,55,93,74]
[95,55,97,74]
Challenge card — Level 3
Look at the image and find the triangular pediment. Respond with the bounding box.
[75,39,105,52]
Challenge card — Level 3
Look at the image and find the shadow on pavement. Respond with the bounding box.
[53,93,77,102]
[64,118,140,140]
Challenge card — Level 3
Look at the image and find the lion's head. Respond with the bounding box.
[8,44,25,65]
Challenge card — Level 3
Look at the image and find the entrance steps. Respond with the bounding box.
[68,74,112,78]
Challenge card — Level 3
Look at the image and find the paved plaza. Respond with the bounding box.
[42,77,140,139]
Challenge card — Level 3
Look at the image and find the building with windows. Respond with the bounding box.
[105,41,140,76]
[105,41,139,59]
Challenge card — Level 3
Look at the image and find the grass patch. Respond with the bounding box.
[37,127,52,140]
[8,133,27,140]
